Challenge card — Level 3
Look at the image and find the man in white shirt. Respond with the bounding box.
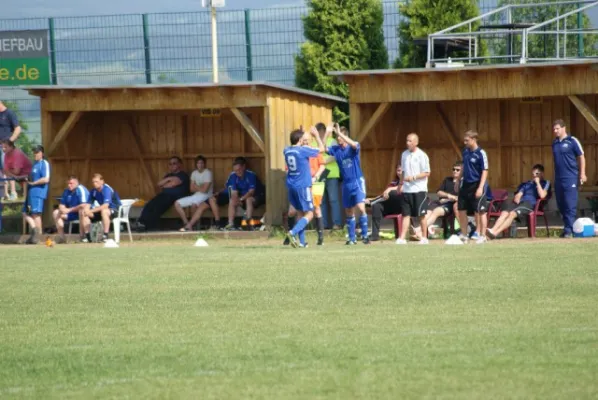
[396,133,431,245]
[175,155,213,231]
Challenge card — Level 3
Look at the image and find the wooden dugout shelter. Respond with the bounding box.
[330,60,598,196]
[25,82,344,226]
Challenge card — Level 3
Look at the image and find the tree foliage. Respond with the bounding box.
[396,0,482,68]
[3,101,37,158]
[295,0,389,123]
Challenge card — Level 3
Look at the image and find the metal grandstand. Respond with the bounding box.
[427,0,598,66]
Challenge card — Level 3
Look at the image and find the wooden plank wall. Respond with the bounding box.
[46,109,266,201]
[265,90,333,225]
[359,96,598,196]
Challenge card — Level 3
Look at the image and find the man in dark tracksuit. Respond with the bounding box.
[551,119,587,238]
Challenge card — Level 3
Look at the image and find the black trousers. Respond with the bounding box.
[371,191,404,239]
[139,192,180,230]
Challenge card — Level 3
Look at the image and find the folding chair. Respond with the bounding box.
[384,214,403,239]
[527,196,551,238]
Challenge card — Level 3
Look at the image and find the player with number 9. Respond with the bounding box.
[283,127,325,248]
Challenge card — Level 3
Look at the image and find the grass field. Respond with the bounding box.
[1,238,597,399]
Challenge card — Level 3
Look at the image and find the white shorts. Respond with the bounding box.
[176,192,211,208]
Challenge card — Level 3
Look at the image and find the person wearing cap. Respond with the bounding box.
[0,100,22,201]
[22,145,50,244]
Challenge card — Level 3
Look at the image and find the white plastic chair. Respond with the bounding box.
[113,199,137,243]
[68,219,80,235]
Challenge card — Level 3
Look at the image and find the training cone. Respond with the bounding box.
[194,238,209,247]
[445,235,464,245]
[104,239,119,248]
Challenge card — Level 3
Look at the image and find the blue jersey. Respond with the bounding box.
[89,184,121,209]
[225,170,264,197]
[517,180,551,204]
[328,144,363,187]
[60,185,90,208]
[29,159,50,199]
[284,146,320,189]
[552,135,583,182]
[462,147,488,183]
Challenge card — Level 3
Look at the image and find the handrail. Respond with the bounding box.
[526,1,598,32]
[432,5,511,35]
[427,0,598,66]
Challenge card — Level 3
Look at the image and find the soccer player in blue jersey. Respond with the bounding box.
[83,173,122,243]
[552,119,587,238]
[210,157,266,230]
[455,130,489,244]
[326,124,370,245]
[284,127,325,248]
[53,175,90,244]
[23,145,50,244]
[487,164,551,239]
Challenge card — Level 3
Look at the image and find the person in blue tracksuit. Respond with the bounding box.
[552,119,587,238]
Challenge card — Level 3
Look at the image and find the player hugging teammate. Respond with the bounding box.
[284,123,370,247]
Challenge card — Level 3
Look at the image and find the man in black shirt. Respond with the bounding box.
[365,164,404,241]
[424,161,461,236]
[137,156,190,231]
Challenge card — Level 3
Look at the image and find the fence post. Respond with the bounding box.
[48,18,58,85]
[577,4,584,57]
[142,14,152,84]
[244,9,253,81]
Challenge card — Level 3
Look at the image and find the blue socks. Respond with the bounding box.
[290,217,309,246]
[359,215,368,239]
[347,216,356,242]
[290,217,309,236]
[298,229,306,246]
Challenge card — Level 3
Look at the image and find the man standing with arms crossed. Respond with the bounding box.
[396,133,431,245]
[455,130,490,244]
[284,127,325,248]
[552,119,586,238]
[0,101,22,200]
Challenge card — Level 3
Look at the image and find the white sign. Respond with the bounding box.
[201,0,225,7]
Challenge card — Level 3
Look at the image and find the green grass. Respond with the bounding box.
[1,240,597,399]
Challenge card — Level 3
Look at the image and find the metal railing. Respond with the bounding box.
[427,0,598,66]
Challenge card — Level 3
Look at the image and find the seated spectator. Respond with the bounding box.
[137,156,189,231]
[82,173,122,243]
[22,146,50,245]
[0,101,22,200]
[175,155,214,231]
[1,139,32,193]
[423,161,462,237]
[53,175,90,244]
[209,157,266,230]
[365,164,404,241]
[487,164,550,239]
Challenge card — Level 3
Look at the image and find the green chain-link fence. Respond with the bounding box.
[0,0,498,143]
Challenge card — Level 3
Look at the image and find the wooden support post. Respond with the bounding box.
[435,103,462,160]
[231,107,265,152]
[128,117,160,196]
[40,105,54,231]
[569,95,598,134]
[46,111,82,156]
[388,131,401,184]
[82,134,94,184]
[263,99,287,226]
[355,102,390,143]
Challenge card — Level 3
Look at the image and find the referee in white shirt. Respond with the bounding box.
[397,133,431,244]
